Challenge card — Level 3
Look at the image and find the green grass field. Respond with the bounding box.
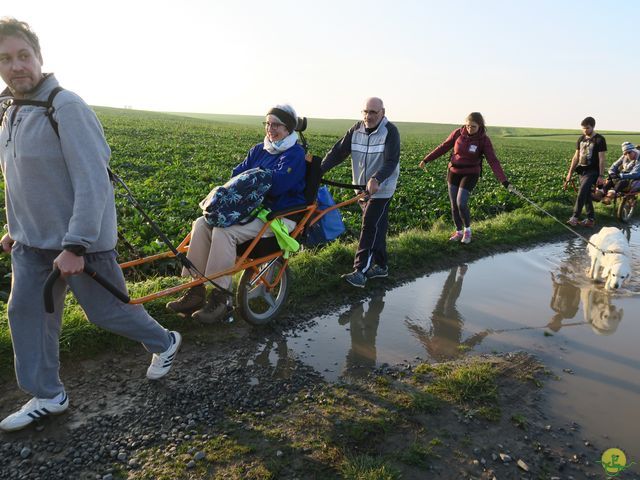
[95,108,640,234]
[99,108,640,245]
[0,108,639,370]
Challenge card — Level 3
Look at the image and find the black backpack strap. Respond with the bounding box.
[0,98,11,128]
[44,86,64,137]
[7,86,65,138]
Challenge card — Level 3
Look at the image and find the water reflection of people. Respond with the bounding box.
[406,265,489,361]
[338,295,385,379]
[547,271,581,332]
[252,335,295,379]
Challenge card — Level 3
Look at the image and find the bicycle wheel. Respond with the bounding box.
[617,195,636,223]
[236,258,290,325]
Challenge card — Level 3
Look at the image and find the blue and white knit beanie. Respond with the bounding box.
[267,104,297,133]
[621,141,635,153]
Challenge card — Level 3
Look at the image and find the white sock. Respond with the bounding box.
[464,227,471,234]
[46,391,66,402]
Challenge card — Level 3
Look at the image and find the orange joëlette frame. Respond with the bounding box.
[119,191,366,304]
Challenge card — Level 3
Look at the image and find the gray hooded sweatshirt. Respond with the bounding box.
[0,74,117,252]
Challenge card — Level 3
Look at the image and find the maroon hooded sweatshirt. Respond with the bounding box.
[422,126,507,183]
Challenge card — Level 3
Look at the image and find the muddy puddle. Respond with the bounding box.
[252,225,640,469]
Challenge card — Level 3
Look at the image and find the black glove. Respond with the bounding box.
[501,180,510,189]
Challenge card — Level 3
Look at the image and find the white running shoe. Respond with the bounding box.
[146,331,182,380]
[0,393,69,432]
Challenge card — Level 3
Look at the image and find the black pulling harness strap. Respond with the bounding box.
[1,86,64,137]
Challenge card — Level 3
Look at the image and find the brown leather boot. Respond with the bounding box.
[192,290,230,324]
[166,285,206,315]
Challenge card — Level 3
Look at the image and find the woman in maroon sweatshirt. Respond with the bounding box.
[419,112,510,244]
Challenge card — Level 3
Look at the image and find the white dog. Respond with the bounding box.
[587,227,631,290]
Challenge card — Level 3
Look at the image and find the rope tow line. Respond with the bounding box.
[109,168,236,298]
[507,184,613,256]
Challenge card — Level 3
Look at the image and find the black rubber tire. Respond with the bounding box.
[236,258,290,325]
[617,196,636,223]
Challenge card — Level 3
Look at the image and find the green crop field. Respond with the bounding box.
[95,108,640,245]
[1,107,639,295]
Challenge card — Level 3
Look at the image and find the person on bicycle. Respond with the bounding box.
[601,142,640,204]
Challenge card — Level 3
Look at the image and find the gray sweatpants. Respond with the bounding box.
[8,243,171,399]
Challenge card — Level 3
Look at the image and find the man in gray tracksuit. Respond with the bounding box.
[321,97,400,288]
[0,18,181,432]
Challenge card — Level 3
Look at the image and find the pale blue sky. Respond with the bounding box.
[4,0,639,130]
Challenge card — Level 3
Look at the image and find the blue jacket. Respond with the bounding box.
[232,142,306,212]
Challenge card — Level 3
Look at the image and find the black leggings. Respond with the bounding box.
[447,172,479,230]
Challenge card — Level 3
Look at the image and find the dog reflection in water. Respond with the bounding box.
[581,287,624,335]
[548,271,624,335]
[406,265,489,361]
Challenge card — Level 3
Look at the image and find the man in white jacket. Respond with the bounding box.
[321,97,400,288]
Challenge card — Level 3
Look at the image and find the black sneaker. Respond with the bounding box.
[342,270,367,288]
[365,265,389,279]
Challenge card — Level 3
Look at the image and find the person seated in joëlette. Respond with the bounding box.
[166,104,306,323]
[601,142,640,204]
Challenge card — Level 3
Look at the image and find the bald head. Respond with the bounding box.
[362,97,385,129]
[365,97,384,110]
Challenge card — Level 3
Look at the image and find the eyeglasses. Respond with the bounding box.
[263,121,285,129]
[362,110,380,115]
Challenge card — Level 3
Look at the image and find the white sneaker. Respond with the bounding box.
[0,393,69,432]
[146,331,182,380]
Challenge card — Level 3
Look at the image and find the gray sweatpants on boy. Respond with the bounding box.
[8,243,171,399]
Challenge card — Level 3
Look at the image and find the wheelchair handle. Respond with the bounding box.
[43,265,131,313]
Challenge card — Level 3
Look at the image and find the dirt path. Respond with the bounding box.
[2,309,630,480]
